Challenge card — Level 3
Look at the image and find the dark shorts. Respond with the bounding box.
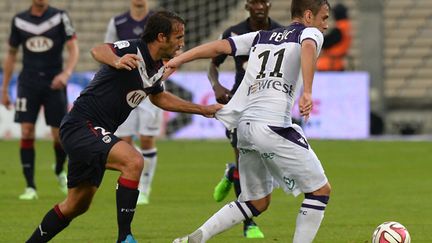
[60,114,121,188]
[14,72,67,127]
[225,128,238,148]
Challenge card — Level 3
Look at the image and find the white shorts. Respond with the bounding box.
[115,99,163,137]
[236,121,328,202]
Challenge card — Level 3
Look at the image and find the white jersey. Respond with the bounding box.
[216,23,323,129]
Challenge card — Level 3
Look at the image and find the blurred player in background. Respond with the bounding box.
[317,3,352,71]
[1,0,79,199]
[167,0,331,242]
[105,0,159,205]
[26,11,222,243]
[207,0,282,238]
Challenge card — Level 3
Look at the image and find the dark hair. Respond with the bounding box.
[141,10,185,43]
[291,0,330,19]
[333,3,348,20]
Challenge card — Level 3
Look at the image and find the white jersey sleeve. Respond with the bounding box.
[228,31,259,56]
[300,27,324,55]
[104,17,118,43]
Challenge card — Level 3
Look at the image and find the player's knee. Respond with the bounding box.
[60,198,91,219]
[249,195,271,213]
[312,182,331,196]
[21,127,35,139]
[127,154,144,174]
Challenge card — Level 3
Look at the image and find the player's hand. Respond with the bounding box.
[165,57,182,70]
[51,72,69,90]
[201,103,223,118]
[114,54,142,70]
[162,66,176,81]
[299,92,313,122]
[1,89,11,110]
[213,84,232,104]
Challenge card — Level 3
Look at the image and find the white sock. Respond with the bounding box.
[293,195,329,243]
[194,201,254,242]
[139,148,157,195]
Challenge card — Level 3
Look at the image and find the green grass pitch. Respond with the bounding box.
[0,139,431,242]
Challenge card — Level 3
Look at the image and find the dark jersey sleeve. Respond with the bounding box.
[211,28,232,67]
[8,17,21,48]
[110,39,139,57]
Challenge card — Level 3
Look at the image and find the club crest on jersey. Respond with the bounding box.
[25,36,53,52]
[114,40,130,49]
[126,90,147,108]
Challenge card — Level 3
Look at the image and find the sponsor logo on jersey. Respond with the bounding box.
[25,36,53,52]
[102,135,111,144]
[247,79,294,97]
[114,40,130,49]
[126,90,147,108]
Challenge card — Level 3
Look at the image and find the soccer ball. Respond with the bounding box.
[371,221,411,243]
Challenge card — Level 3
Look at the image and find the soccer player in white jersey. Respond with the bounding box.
[165,0,331,242]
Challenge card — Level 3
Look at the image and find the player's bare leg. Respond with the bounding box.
[174,195,270,243]
[19,122,38,200]
[106,140,144,243]
[51,127,68,195]
[213,144,264,238]
[26,181,96,242]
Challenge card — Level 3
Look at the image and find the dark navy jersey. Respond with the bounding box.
[69,39,164,132]
[9,6,76,74]
[105,11,154,42]
[212,18,283,93]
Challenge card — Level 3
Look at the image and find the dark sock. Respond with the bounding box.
[232,167,241,198]
[26,205,70,243]
[232,167,257,228]
[53,142,67,175]
[20,139,36,189]
[116,177,139,242]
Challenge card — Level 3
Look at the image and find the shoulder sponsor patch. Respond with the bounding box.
[113,40,130,49]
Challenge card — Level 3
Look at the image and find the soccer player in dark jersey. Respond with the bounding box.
[1,0,79,199]
[207,0,282,238]
[25,11,222,243]
[105,0,161,205]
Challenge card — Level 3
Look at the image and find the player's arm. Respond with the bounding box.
[208,62,231,104]
[166,39,232,72]
[51,38,79,90]
[149,91,223,118]
[1,45,18,109]
[299,39,318,120]
[90,43,141,70]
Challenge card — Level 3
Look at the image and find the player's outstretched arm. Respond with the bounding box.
[90,43,141,70]
[165,39,232,71]
[299,39,318,121]
[149,91,223,117]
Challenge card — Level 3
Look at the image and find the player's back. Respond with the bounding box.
[240,24,307,126]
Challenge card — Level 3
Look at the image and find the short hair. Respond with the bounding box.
[141,10,185,43]
[291,0,330,19]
